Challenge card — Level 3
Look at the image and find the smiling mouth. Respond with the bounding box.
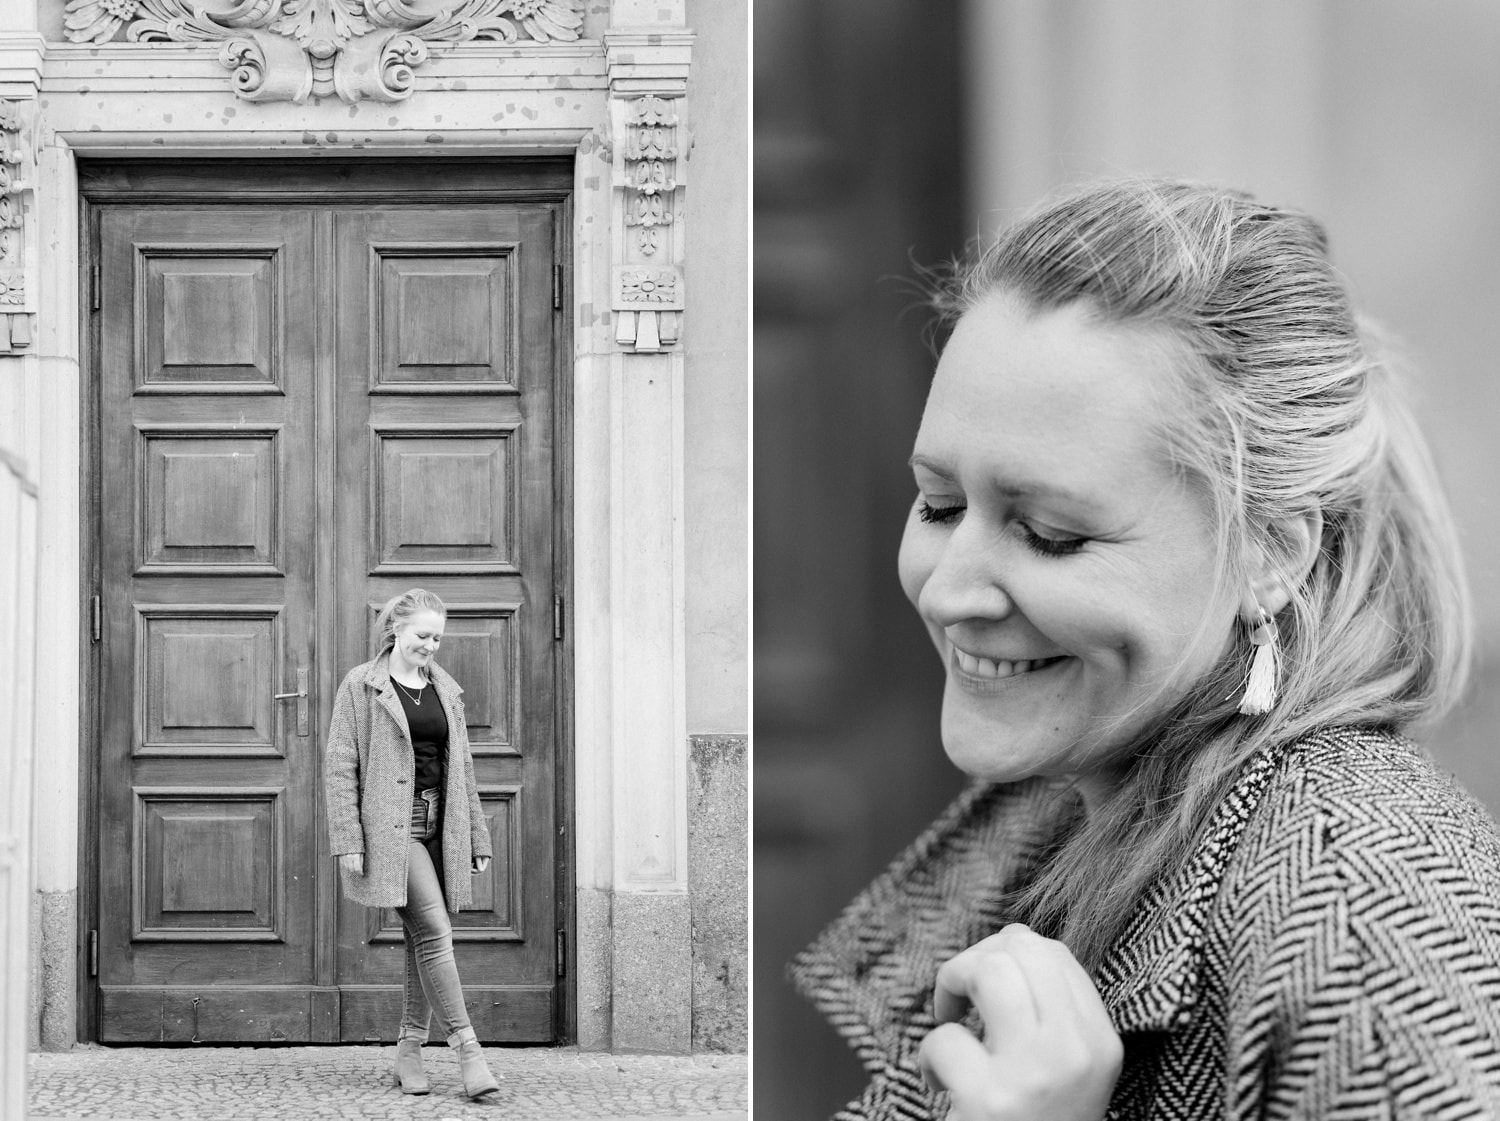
[952,649,1069,681]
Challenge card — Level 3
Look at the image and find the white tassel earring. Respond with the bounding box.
[1237,606,1280,716]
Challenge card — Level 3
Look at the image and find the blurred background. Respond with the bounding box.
[753,1,1500,1117]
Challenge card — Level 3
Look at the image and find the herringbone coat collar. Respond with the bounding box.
[1092,743,1282,1034]
[360,650,464,738]
[791,740,1289,1114]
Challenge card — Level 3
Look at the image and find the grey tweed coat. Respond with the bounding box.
[792,726,1500,1120]
[324,652,492,912]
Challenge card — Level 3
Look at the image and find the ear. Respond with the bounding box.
[1240,507,1323,620]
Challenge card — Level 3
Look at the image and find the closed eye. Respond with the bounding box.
[1017,521,1088,557]
[917,500,965,524]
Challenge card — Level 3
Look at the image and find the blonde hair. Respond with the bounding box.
[935,178,1473,971]
[374,588,447,655]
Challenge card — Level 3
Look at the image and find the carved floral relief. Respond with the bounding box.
[621,94,679,257]
[62,0,585,103]
[612,94,686,351]
[618,269,679,306]
[0,100,32,350]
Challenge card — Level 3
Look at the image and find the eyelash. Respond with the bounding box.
[916,501,1088,557]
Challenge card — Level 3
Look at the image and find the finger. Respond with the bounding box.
[934,944,1037,1035]
[992,929,1085,1023]
[931,923,1038,1023]
[917,1021,990,1097]
[1006,931,1115,1032]
[997,931,1123,1084]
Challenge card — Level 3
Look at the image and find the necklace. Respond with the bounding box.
[393,677,426,706]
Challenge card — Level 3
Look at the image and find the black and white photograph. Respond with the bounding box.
[1,1,748,1118]
[756,3,1500,1119]
[12,1,1500,1120]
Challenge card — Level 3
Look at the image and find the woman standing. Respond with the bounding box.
[325,588,501,1099]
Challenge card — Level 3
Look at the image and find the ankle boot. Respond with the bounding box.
[392,1028,430,1095]
[447,1026,501,1099]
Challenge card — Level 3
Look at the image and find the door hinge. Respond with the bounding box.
[89,930,98,977]
[553,264,563,310]
[553,594,564,641]
[90,264,101,312]
[90,595,101,644]
[555,929,566,978]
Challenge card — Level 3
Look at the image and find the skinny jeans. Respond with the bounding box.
[396,796,472,1039]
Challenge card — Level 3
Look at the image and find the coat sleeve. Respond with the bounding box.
[324,674,365,858]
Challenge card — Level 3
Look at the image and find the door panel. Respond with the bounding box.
[332,207,558,1042]
[98,207,320,1039]
[94,183,564,1044]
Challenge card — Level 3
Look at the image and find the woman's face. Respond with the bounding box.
[393,609,445,673]
[897,294,1238,787]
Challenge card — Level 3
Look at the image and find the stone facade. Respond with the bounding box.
[0,0,746,1095]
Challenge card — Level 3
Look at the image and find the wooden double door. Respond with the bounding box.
[86,163,570,1043]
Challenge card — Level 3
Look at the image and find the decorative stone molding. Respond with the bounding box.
[60,0,585,103]
[0,99,34,353]
[611,93,687,352]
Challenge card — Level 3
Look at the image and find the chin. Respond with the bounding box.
[940,729,1035,783]
[939,706,1075,784]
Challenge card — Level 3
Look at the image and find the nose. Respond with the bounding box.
[917,517,1016,629]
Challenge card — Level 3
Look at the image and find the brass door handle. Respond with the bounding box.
[275,668,310,737]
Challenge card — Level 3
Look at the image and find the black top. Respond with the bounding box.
[393,679,447,793]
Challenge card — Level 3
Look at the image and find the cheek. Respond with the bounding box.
[1012,558,1176,672]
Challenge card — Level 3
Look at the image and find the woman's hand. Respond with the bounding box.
[918,923,1123,1121]
[473,855,491,874]
[338,853,364,877]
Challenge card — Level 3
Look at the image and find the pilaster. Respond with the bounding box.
[0,53,40,354]
[578,0,694,1054]
[0,14,41,1112]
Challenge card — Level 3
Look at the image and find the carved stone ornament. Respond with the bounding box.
[0,100,34,352]
[62,0,585,103]
[622,94,679,257]
[612,94,687,353]
[615,267,683,309]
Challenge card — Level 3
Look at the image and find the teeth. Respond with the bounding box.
[955,651,1063,679]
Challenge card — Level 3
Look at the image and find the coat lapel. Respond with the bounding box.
[361,652,410,741]
[793,736,1295,1121]
[790,777,1082,1066]
[1094,741,1288,1035]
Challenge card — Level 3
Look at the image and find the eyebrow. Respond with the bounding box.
[908,453,1102,510]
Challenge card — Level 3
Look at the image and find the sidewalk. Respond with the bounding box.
[27,1045,748,1121]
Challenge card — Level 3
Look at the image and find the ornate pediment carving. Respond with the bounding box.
[61,0,585,103]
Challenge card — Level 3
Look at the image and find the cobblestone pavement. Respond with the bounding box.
[28,1045,748,1121]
